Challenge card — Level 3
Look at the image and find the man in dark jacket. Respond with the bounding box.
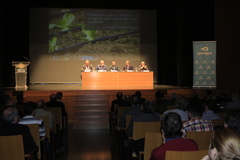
[0,105,37,154]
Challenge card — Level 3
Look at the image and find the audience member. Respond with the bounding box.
[46,93,67,116]
[127,100,160,154]
[35,99,55,128]
[127,100,160,136]
[135,91,146,104]
[154,91,173,114]
[189,92,202,104]
[18,101,46,137]
[56,92,63,102]
[225,92,240,109]
[123,94,132,106]
[119,95,143,127]
[202,99,221,120]
[0,93,10,111]
[201,128,240,160]
[170,93,177,104]
[224,110,240,135]
[183,100,213,136]
[218,91,230,105]
[111,92,125,112]
[0,106,37,154]
[150,112,198,160]
[162,96,189,121]
[15,94,25,117]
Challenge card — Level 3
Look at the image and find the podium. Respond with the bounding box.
[12,61,30,89]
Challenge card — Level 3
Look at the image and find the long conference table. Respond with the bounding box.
[82,71,153,90]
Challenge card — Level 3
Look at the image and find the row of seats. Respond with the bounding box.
[0,107,67,160]
[112,104,227,160]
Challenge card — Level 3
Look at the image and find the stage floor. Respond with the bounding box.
[1,83,191,91]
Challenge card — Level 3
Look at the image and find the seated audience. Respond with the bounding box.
[46,93,67,116]
[56,92,63,102]
[225,92,240,109]
[127,100,160,154]
[15,94,25,118]
[0,93,10,112]
[0,106,37,154]
[119,95,143,127]
[183,100,213,136]
[154,91,168,114]
[35,99,55,129]
[189,92,202,104]
[201,128,240,160]
[218,91,231,105]
[126,100,160,136]
[203,90,214,101]
[202,99,221,120]
[123,94,132,106]
[135,91,146,105]
[18,101,46,137]
[162,96,189,121]
[111,92,126,112]
[224,110,240,135]
[170,93,177,104]
[150,112,198,160]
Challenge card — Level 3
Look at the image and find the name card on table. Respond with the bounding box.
[84,70,91,72]
[127,70,133,72]
[98,70,106,72]
[110,70,118,72]
[143,70,149,72]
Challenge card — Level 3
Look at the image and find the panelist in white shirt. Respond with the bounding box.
[81,60,93,72]
[138,61,149,71]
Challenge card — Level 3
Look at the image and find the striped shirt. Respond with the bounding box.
[18,116,46,137]
[183,118,213,137]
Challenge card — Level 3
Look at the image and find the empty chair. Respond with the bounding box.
[216,112,226,119]
[132,121,161,140]
[125,114,132,130]
[25,123,47,160]
[211,118,224,128]
[142,132,162,160]
[186,131,213,150]
[165,150,208,160]
[116,106,130,126]
[0,135,36,160]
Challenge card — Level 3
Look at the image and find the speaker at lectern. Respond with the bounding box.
[12,56,30,89]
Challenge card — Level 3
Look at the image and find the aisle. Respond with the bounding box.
[65,123,116,160]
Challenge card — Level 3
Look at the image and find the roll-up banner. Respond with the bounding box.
[193,41,216,88]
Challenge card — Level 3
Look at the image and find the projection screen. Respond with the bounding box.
[29,8,158,83]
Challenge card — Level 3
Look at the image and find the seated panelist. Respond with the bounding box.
[138,61,149,71]
[123,60,134,71]
[109,60,119,71]
[81,60,93,72]
[96,60,108,71]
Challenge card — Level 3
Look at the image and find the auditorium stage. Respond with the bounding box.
[1,83,190,91]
